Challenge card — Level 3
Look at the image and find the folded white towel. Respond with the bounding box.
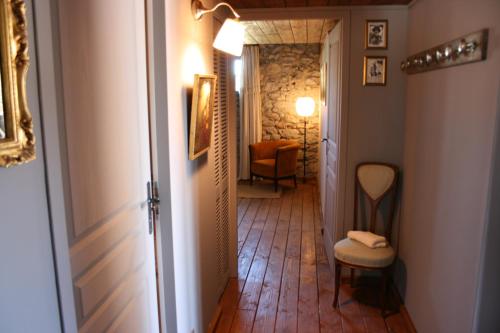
[347,230,388,249]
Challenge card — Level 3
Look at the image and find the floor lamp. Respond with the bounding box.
[295,97,315,183]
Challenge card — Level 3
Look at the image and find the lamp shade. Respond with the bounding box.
[213,19,245,57]
[296,97,315,117]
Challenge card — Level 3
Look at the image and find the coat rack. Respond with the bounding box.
[400,29,488,75]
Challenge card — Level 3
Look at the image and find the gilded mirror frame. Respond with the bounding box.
[0,0,34,167]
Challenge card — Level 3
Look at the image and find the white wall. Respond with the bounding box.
[399,0,500,332]
[0,1,61,332]
[343,6,408,240]
[164,0,223,332]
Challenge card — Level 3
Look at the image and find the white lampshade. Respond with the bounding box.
[296,97,315,117]
[213,19,245,57]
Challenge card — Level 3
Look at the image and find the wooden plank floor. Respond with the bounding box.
[216,183,414,333]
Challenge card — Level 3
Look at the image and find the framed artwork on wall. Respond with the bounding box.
[363,56,387,86]
[0,0,35,168]
[189,74,217,160]
[365,20,388,49]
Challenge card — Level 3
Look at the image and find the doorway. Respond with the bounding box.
[219,13,348,331]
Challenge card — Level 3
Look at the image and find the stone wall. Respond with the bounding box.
[259,44,321,178]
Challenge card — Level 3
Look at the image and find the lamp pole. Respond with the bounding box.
[303,116,307,182]
[295,97,315,184]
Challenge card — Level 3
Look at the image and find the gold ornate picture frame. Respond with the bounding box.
[0,0,34,167]
[189,74,217,160]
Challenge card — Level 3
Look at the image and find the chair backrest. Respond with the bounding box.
[353,162,399,242]
[275,143,300,176]
[249,140,298,161]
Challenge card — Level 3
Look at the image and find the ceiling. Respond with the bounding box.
[227,0,412,8]
[242,19,337,44]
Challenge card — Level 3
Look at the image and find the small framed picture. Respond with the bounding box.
[365,20,388,49]
[189,74,217,160]
[363,56,387,86]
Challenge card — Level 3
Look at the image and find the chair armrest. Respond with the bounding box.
[275,144,299,176]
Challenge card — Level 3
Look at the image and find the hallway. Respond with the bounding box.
[215,183,413,332]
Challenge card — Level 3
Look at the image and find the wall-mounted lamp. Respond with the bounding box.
[192,0,245,57]
[296,97,315,182]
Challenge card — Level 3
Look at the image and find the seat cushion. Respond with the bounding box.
[334,238,395,268]
[251,159,276,178]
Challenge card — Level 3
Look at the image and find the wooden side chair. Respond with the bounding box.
[249,140,299,192]
[332,162,399,315]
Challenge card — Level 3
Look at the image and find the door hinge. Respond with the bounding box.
[147,181,160,234]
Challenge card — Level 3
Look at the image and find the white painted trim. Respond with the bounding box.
[227,56,238,277]
[33,0,77,331]
[145,0,178,332]
[336,15,351,245]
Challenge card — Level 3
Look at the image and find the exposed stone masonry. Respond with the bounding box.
[259,44,321,178]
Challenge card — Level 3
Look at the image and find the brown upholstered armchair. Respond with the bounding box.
[249,140,300,192]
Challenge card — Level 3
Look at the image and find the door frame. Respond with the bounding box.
[238,6,351,253]
[33,0,176,332]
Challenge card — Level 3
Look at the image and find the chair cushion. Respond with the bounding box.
[251,159,276,178]
[334,238,395,268]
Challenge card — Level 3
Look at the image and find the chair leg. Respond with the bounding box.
[250,173,253,186]
[333,260,341,308]
[350,268,355,288]
[293,175,297,188]
[274,179,278,192]
[380,268,390,317]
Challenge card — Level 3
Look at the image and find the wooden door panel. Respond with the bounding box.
[74,225,144,318]
[58,0,158,331]
[78,266,148,333]
[107,289,150,333]
[59,0,149,239]
[69,209,138,277]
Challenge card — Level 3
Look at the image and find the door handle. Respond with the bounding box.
[321,138,328,142]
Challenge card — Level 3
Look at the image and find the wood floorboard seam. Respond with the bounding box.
[274,189,299,333]
[311,186,321,333]
[231,198,276,332]
[238,198,252,227]
[248,198,283,332]
[296,187,304,333]
[230,199,268,331]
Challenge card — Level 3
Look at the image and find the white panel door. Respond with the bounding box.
[321,24,342,265]
[58,0,159,332]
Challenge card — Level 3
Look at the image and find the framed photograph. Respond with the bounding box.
[363,56,387,86]
[189,74,217,160]
[320,62,327,105]
[365,20,388,49]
